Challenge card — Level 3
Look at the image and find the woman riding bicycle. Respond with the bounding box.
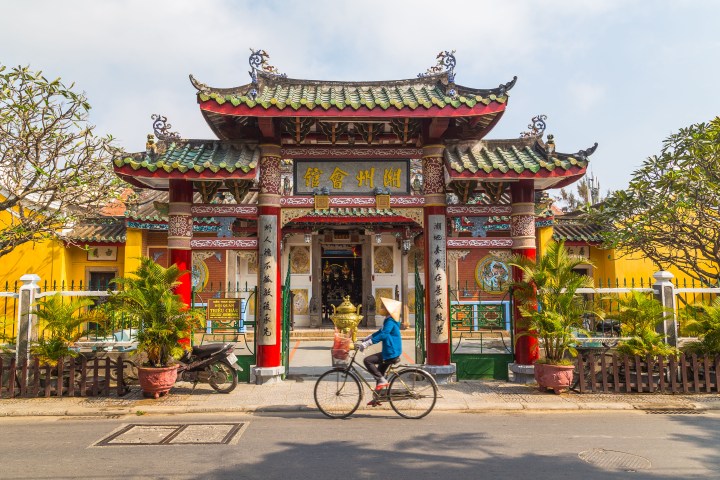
[355,297,402,390]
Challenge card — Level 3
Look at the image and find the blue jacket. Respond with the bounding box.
[370,317,402,360]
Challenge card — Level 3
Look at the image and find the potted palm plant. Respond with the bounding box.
[612,290,677,358]
[30,294,98,367]
[110,257,203,398]
[510,240,600,393]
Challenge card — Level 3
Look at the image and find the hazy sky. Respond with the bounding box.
[2,0,718,193]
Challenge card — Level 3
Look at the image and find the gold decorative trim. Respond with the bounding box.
[395,207,424,227]
[281,208,312,227]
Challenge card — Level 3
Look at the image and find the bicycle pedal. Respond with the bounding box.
[367,400,383,407]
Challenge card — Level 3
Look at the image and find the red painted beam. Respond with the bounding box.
[200,100,506,119]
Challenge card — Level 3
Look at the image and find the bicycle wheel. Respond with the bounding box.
[208,360,238,393]
[314,368,362,419]
[388,368,437,419]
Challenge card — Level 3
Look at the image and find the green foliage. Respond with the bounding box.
[510,240,601,364]
[609,291,677,358]
[680,297,720,355]
[613,290,669,337]
[29,293,98,366]
[589,117,720,284]
[0,64,125,258]
[109,257,203,367]
[616,330,678,357]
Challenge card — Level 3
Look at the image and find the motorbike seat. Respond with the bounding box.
[192,343,228,358]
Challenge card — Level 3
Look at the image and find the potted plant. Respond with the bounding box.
[510,240,600,393]
[30,294,99,367]
[612,290,677,358]
[109,257,203,398]
[679,297,720,355]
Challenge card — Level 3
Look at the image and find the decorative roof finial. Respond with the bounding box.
[247,48,286,100]
[520,114,547,138]
[151,114,181,141]
[418,50,457,83]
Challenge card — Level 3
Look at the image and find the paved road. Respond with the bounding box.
[1,411,718,479]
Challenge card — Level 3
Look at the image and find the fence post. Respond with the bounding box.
[16,274,41,369]
[652,270,677,347]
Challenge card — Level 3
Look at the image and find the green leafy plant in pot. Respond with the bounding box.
[681,297,720,356]
[510,240,601,393]
[110,257,203,398]
[611,290,677,358]
[30,293,100,367]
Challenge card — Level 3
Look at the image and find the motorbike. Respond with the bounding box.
[177,343,242,393]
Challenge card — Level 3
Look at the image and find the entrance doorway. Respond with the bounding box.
[320,244,362,325]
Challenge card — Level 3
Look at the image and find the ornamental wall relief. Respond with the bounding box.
[373,246,394,274]
[291,289,309,315]
[290,246,310,274]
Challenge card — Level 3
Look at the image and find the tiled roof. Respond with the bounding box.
[66,219,126,243]
[553,219,603,243]
[445,138,594,176]
[125,189,256,223]
[114,140,259,175]
[191,72,515,113]
[305,208,403,218]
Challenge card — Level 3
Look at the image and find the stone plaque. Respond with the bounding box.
[257,215,278,346]
[428,215,448,343]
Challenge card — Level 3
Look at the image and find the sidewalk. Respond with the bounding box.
[2,378,719,417]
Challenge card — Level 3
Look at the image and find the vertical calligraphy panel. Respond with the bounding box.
[428,214,448,343]
[257,215,278,346]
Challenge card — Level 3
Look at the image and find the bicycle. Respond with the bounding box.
[313,347,438,419]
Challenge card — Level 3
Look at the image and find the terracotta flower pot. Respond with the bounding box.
[534,363,575,394]
[137,364,179,399]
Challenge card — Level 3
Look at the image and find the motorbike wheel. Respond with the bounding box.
[207,360,238,394]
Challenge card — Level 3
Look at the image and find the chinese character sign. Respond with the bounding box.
[428,215,448,343]
[294,160,409,194]
[257,215,277,346]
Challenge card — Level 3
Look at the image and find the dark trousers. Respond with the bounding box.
[363,352,399,380]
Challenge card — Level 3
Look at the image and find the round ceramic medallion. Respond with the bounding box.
[191,260,209,292]
[475,256,509,293]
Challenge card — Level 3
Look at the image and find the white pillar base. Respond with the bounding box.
[252,366,285,385]
[422,364,456,385]
[508,363,535,384]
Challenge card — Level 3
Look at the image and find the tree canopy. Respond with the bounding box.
[0,65,124,258]
[590,117,720,284]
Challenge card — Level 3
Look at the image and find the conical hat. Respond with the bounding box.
[380,297,402,322]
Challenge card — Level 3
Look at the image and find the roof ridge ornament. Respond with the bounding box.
[247,48,286,100]
[418,50,457,83]
[520,114,547,138]
[151,114,181,141]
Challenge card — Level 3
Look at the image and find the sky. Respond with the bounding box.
[1,0,718,193]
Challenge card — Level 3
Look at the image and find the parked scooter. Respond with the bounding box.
[177,343,241,393]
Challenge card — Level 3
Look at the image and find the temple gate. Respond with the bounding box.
[113,50,596,384]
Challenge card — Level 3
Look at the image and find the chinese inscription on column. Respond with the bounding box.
[428,215,448,343]
[257,215,277,346]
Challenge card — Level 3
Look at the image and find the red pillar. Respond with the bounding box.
[168,179,193,308]
[255,144,283,375]
[510,179,539,365]
[422,145,450,366]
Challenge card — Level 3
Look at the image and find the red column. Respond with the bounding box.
[168,179,193,307]
[256,144,282,370]
[422,145,450,366]
[510,179,539,365]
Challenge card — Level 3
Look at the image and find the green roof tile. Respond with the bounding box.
[115,140,259,175]
[445,138,592,176]
[192,73,516,113]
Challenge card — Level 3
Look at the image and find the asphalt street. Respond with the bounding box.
[1,411,718,479]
